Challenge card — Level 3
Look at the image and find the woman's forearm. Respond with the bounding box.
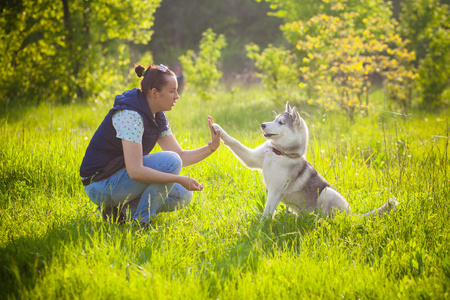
[127,165,203,191]
[128,165,182,184]
[179,145,215,167]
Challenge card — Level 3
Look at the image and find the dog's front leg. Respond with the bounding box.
[212,123,264,169]
[261,190,283,220]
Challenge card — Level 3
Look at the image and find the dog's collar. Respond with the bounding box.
[270,147,300,159]
[272,147,284,156]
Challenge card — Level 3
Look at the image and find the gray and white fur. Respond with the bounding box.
[212,102,398,219]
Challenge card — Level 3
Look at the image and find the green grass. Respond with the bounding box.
[1,86,449,299]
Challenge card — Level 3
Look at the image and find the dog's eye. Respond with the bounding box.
[278,120,284,125]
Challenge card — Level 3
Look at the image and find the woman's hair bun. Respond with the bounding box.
[135,65,146,78]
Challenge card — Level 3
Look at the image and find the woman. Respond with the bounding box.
[80,64,221,224]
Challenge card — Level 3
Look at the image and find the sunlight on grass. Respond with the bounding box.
[0,86,449,299]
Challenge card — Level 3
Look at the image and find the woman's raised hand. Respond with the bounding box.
[208,115,221,151]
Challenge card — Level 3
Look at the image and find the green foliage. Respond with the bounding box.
[148,0,283,76]
[0,0,161,104]
[255,0,330,22]
[0,89,449,298]
[258,0,393,22]
[400,0,450,106]
[254,0,418,119]
[246,43,299,103]
[179,28,227,101]
[261,0,450,109]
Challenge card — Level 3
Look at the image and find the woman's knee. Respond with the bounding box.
[142,151,182,174]
[162,151,182,174]
[166,190,193,212]
[182,190,193,207]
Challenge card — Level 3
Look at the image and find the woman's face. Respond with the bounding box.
[154,74,179,112]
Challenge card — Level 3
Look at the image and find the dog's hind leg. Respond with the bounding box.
[317,187,351,214]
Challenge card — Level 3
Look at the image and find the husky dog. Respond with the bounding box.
[212,102,397,219]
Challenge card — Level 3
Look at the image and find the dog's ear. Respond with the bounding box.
[285,101,291,113]
[291,106,300,124]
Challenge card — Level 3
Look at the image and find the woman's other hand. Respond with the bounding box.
[178,176,204,191]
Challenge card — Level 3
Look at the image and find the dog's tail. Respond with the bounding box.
[363,198,399,217]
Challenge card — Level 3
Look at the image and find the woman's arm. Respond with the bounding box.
[157,116,221,167]
[122,139,203,191]
[157,135,211,167]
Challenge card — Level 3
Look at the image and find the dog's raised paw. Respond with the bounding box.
[212,123,222,134]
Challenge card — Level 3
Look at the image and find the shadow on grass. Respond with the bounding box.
[199,204,323,296]
[0,214,131,299]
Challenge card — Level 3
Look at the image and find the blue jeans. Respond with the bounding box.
[84,151,193,223]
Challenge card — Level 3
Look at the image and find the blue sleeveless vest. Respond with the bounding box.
[80,88,169,177]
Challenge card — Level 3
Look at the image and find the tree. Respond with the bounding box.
[0,0,161,104]
[246,43,298,103]
[148,0,284,77]
[254,0,418,118]
[400,0,450,106]
[255,0,328,22]
[179,28,227,101]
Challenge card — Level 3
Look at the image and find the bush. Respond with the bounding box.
[246,43,299,103]
[179,28,227,101]
[260,0,418,119]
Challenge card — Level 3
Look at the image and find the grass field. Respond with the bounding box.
[0,87,449,299]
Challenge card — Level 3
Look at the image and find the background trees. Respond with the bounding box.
[179,29,227,100]
[256,0,449,113]
[1,0,161,104]
[246,44,298,103]
[1,0,448,111]
[281,0,417,118]
[147,0,284,79]
[400,0,450,106]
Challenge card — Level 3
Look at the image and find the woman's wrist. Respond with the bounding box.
[173,174,185,185]
[208,141,216,153]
